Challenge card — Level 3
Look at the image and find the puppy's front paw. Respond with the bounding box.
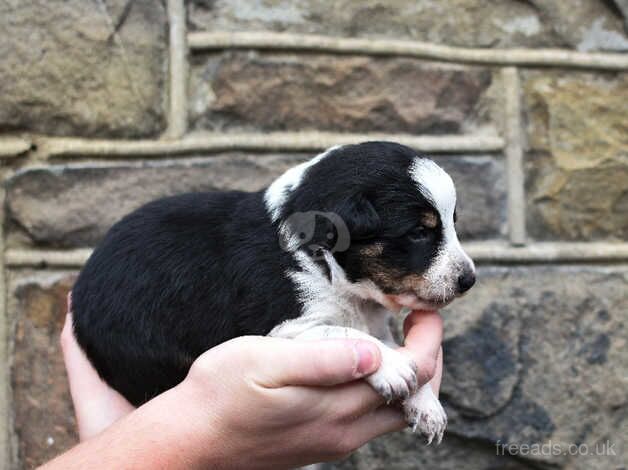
[404,386,447,445]
[366,351,418,402]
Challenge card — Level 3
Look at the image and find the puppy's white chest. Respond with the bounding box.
[363,305,396,345]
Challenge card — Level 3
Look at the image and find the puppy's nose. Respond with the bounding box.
[457,271,476,293]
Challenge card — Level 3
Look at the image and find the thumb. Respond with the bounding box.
[253,337,381,388]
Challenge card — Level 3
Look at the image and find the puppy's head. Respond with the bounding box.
[267,142,476,311]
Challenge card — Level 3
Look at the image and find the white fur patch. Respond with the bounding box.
[269,250,399,338]
[409,157,474,302]
[264,145,341,222]
[268,250,363,338]
[409,158,456,221]
[404,384,447,444]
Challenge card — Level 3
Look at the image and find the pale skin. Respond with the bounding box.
[43,305,443,470]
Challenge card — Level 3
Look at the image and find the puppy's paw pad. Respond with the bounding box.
[404,390,447,445]
[367,354,417,402]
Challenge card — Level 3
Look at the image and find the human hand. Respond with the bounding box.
[60,294,443,468]
[168,335,401,468]
[60,295,135,440]
[400,309,444,394]
[169,311,443,469]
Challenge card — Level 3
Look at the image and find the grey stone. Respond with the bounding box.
[529,0,628,51]
[189,53,494,134]
[0,0,167,137]
[612,0,628,30]
[187,0,628,51]
[442,266,628,467]
[432,156,506,241]
[331,433,533,470]
[5,154,310,248]
[441,302,520,418]
[4,154,505,249]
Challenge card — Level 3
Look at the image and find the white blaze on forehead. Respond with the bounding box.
[409,157,475,302]
[409,157,456,221]
[264,145,341,222]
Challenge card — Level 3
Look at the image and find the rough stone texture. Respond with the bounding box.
[0,0,167,138]
[614,0,628,30]
[529,0,628,51]
[332,433,533,470]
[433,156,506,241]
[189,53,494,134]
[523,71,628,241]
[10,272,78,469]
[4,154,505,249]
[5,154,308,248]
[333,266,628,470]
[187,0,628,51]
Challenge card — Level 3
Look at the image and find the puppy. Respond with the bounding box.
[72,141,475,444]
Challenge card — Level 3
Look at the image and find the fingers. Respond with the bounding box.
[340,406,406,451]
[231,337,382,388]
[61,313,110,402]
[400,310,443,386]
[61,310,135,441]
[324,381,386,420]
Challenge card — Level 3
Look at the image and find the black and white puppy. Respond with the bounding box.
[72,141,475,444]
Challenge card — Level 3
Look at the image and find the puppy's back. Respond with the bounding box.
[72,190,300,405]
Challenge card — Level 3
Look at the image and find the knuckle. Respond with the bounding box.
[187,359,206,379]
[188,350,221,379]
[190,336,267,385]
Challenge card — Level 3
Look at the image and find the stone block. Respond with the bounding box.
[10,272,78,468]
[187,0,628,51]
[189,53,495,135]
[523,71,628,241]
[0,0,167,137]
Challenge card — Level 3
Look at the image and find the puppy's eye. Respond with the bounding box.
[407,225,429,242]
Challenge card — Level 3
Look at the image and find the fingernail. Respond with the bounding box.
[354,341,379,376]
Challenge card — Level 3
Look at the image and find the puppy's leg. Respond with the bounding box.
[403,384,447,444]
[373,316,447,444]
[373,313,447,444]
[290,325,418,402]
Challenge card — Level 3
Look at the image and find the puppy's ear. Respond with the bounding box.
[335,194,380,240]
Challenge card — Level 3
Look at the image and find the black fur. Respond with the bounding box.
[72,142,446,405]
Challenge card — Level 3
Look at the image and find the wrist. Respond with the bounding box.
[42,381,224,470]
[137,381,225,469]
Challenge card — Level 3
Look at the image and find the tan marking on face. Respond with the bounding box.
[358,245,428,296]
[400,273,428,293]
[421,211,438,229]
[371,269,401,291]
[359,249,403,293]
[360,243,384,257]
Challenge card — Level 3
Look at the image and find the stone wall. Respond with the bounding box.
[1,1,627,469]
